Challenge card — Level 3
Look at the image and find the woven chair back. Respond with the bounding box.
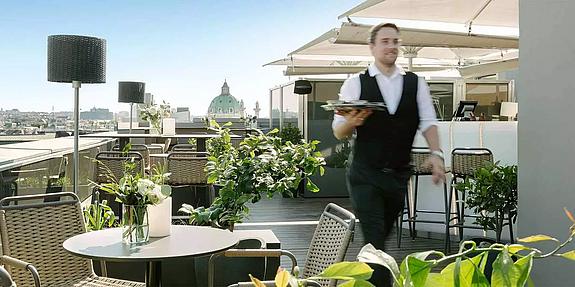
[410,147,435,175]
[95,151,144,184]
[0,193,93,286]
[171,144,196,152]
[167,152,208,185]
[302,203,356,287]
[451,148,494,177]
[112,144,150,166]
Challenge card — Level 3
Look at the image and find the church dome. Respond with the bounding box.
[207,81,244,117]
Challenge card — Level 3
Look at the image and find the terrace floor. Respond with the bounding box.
[235,195,455,267]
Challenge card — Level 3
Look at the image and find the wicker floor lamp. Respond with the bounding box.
[118,81,145,134]
[47,35,106,193]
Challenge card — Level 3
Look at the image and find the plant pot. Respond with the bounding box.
[148,197,172,237]
[122,205,149,244]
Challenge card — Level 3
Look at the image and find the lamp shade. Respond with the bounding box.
[47,35,106,83]
[294,80,312,95]
[500,102,518,117]
[118,81,145,103]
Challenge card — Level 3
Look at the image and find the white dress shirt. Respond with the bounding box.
[332,64,437,132]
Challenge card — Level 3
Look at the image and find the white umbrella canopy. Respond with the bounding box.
[338,0,519,29]
[335,22,518,48]
[265,55,457,76]
[288,23,517,62]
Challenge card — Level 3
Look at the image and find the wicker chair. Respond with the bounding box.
[94,151,144,217]
[397,147,450,252]
[211,203,356,287]
[113,144,150,169]
[171,144,197,152]
[448,148,513,250]
[167,152,209,185]
[0,192,145,287]
[0,266,17,287]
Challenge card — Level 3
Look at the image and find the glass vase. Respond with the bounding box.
[122,204,149,244]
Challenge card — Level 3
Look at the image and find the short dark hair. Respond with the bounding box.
[368,23,400,44]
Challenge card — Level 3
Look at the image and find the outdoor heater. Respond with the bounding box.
[48,35,106,193]
[118,81,145,133]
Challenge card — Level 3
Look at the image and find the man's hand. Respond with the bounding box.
[336,108,373,127]
[423,155,445,184]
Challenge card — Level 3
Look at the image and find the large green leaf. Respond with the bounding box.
[518,234,558,243]
[514,254,533,287]
[357,244,400,286]
[401,256,432,287]
[491,249,516,287]
[433,253,489,287]
[337,280,375,287]
[318,262,373,280]
[559,250,575,261]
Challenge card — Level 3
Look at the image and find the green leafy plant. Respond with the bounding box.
[250,262,374,287]
[279,123,303,145]
[357,208,575,287]
[455,162,518,241]
[140,100,171,130]
[83,199,116,231]
[179,121,325,229]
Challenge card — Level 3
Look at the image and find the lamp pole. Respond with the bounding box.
[73,80,81,193]
[129,102,134,134]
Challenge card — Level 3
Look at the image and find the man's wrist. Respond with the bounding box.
[430,150,444,160]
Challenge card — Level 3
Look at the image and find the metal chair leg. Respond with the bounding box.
[411,175,418,240]
[443,181,451,254]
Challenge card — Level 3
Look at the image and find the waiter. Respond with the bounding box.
[332,23,445,286]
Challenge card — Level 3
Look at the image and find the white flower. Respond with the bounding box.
[148,185,168,205]
[136,179,155,196]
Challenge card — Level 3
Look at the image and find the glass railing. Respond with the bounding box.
[0,138,115,202]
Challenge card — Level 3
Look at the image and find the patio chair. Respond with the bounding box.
[113,144,150,169]
[0,192,145,287]
[210,203,356,287]
[0,265,17,287]
[94,151,144,217]
[167,152,213,212]
[448,148,513,249]
[397,147,451,252]
[171,144,197,152]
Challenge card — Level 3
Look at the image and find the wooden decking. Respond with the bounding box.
[235,196,453,267]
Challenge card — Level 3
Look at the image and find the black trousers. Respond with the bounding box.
[347,163,410,287]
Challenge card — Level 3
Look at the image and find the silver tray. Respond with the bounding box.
[321,101,387,111]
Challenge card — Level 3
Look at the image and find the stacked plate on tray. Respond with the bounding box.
[321,100,388,111]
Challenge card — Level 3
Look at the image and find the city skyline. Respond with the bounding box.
[0,0,363,116]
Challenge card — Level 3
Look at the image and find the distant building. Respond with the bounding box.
[173,107,190,122]
[80,107,113,120]
[207,81,244,118]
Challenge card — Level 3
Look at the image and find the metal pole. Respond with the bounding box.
[72,81,81,194]
[129,102,134,134]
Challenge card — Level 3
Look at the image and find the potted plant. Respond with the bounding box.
[279,123,303,144]
[279,123,304,197]
[355,207,575,287]
[179,121,325,230]
[455,162,518,242]
[140,100,171,134]
[93,156,172,244]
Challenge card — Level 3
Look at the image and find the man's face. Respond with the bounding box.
[369,27,400,66]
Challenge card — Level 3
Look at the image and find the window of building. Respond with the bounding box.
[465,83,509,120]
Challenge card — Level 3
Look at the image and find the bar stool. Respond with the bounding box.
[448,147,509,251]
[397,147,450,253]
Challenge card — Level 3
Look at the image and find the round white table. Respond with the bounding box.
[63,225,239,287]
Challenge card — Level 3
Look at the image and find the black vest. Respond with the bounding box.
[352,69,420,169]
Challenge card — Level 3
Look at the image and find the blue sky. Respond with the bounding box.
[0,0,363,116]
